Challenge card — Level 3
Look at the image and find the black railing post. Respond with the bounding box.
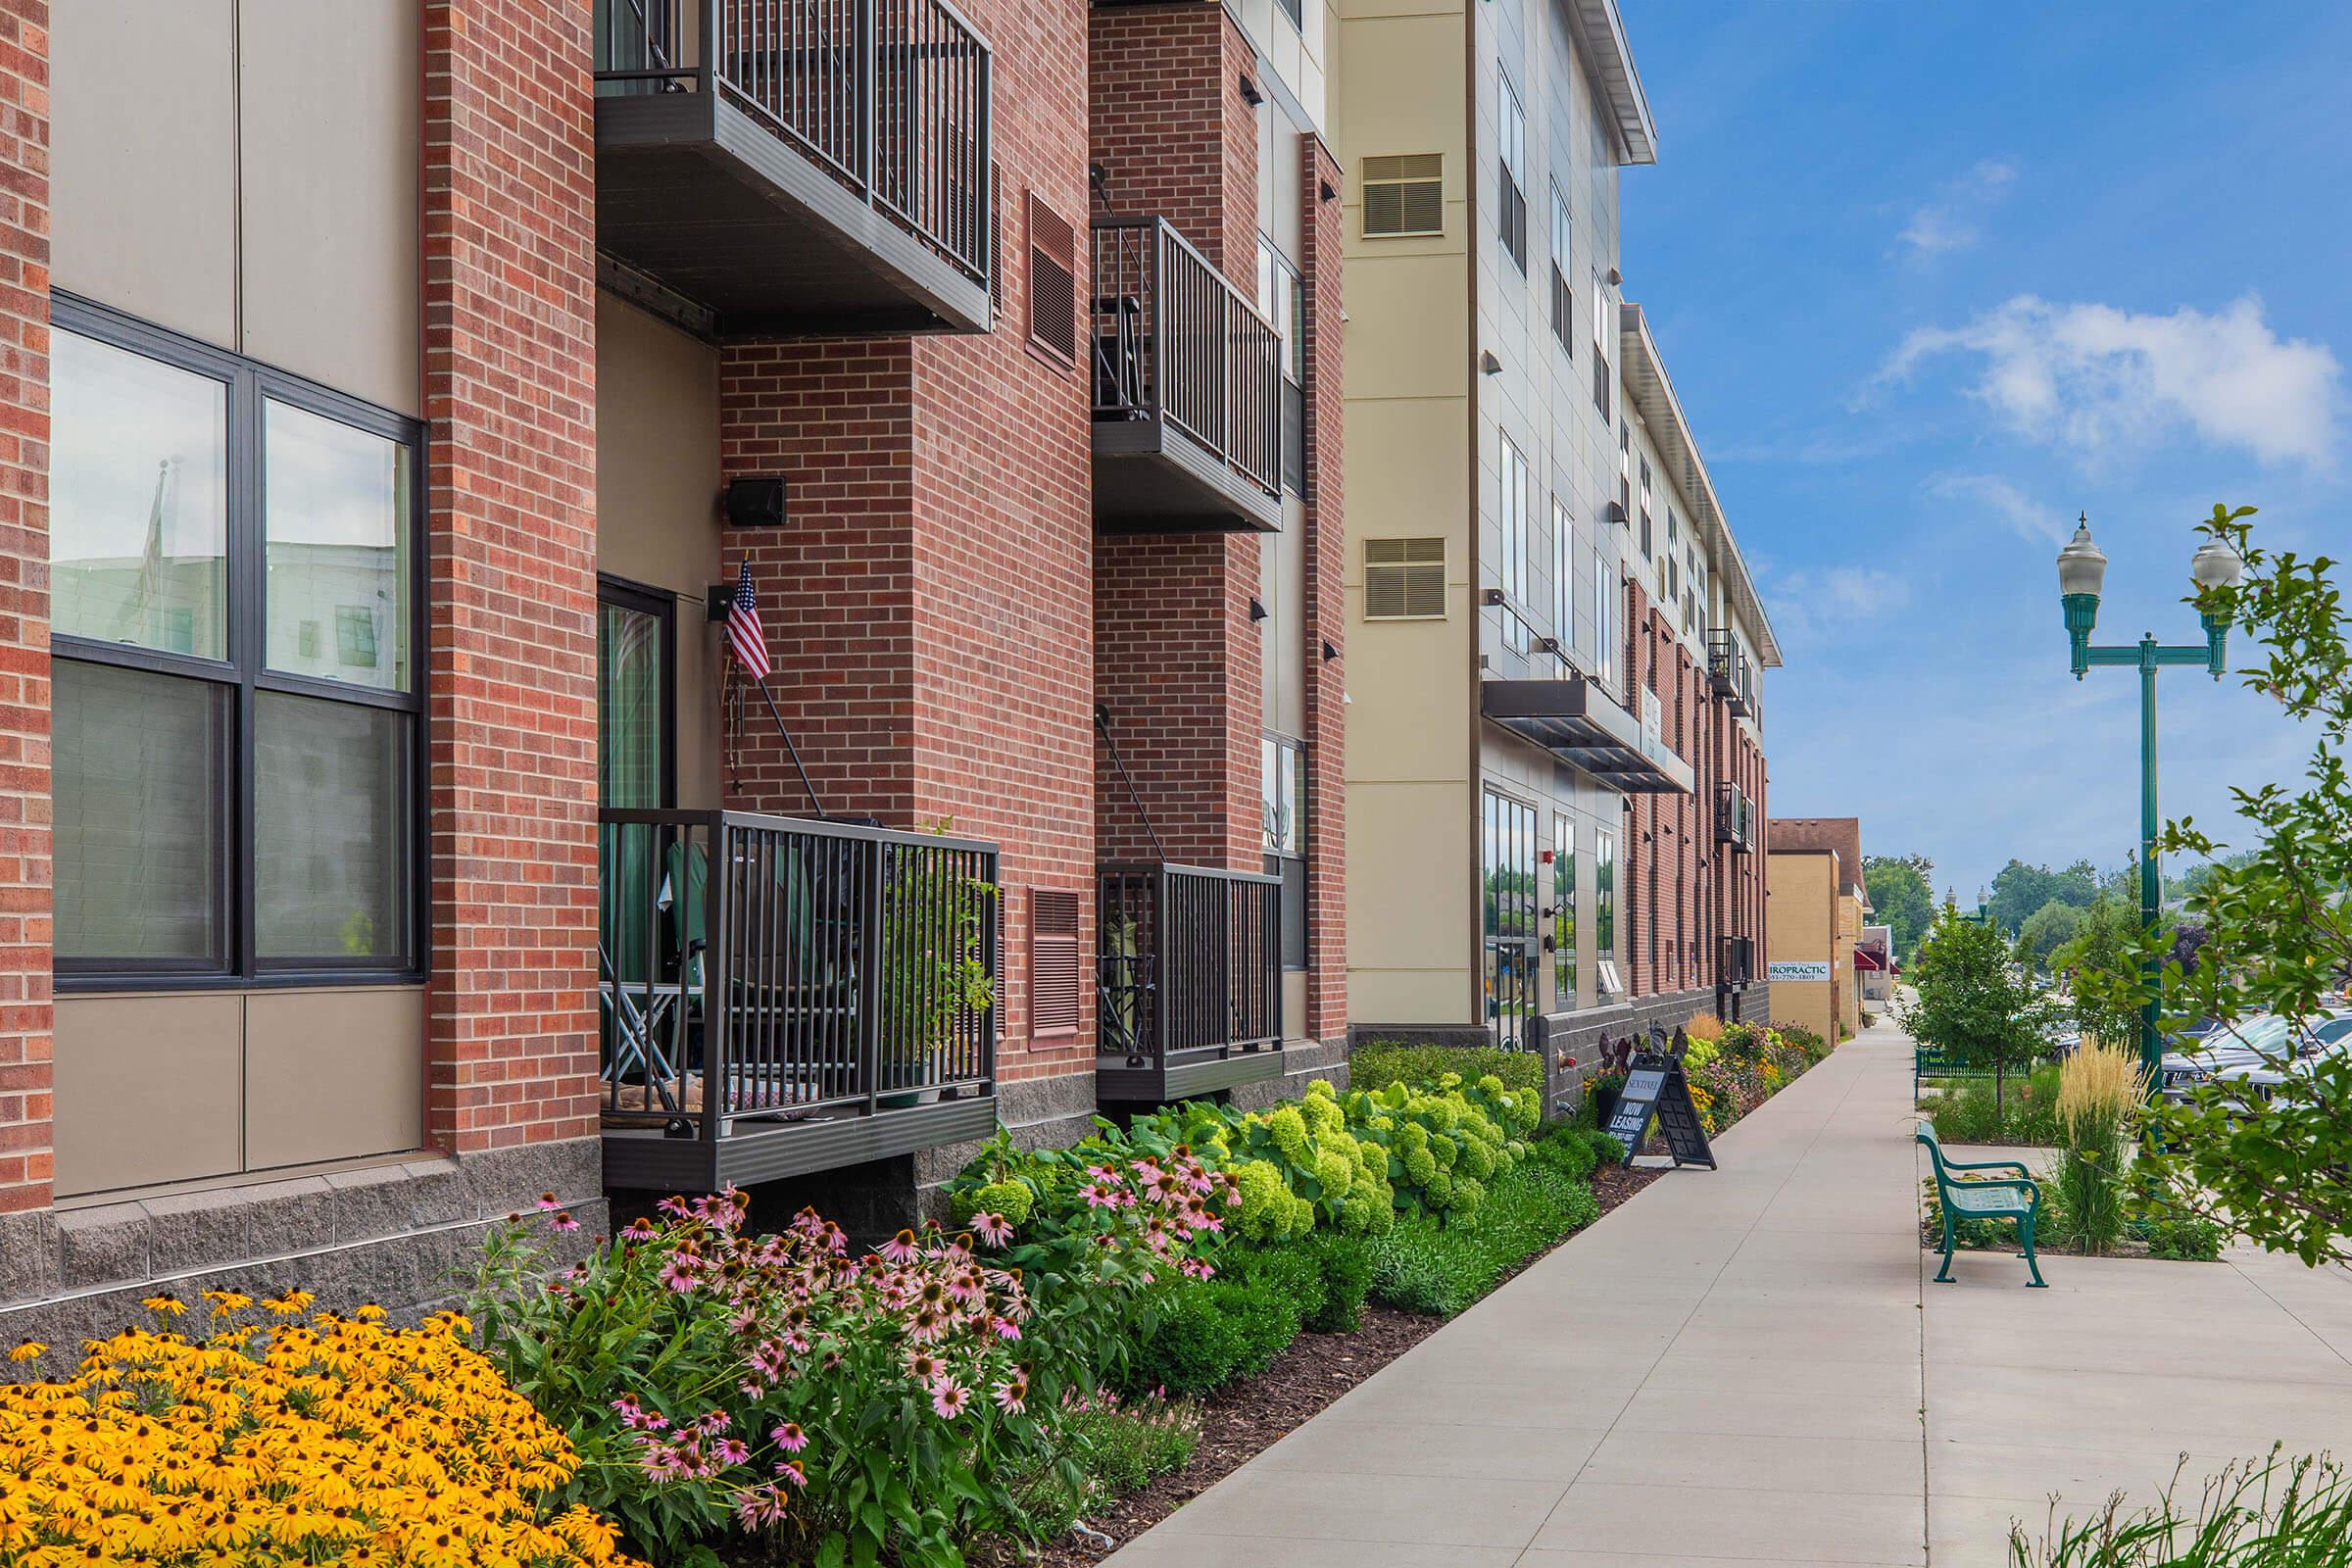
[858,837,887,1115]
[1152,865,1172,1069]
[701,815,728,1147]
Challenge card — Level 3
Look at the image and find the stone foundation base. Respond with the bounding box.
[0,1137,606,1379]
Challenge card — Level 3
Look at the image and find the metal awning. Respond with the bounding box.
[1482,676,1695,795]
[1854,944,1887,972]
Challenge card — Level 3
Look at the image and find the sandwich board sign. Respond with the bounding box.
[1603,1038,1717,1170]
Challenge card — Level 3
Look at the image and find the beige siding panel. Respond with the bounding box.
[243,988,423,1170]
[597,293,725,807]
[1348,780,1470,985]
[54,994,244,1199]
[237,0,421,415]
[51,0,238,346]
[1282,968,1308,1044]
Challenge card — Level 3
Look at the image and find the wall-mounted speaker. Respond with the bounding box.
[725,476,789,528]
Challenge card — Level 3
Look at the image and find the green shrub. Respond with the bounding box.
[1352,1042,1544,1099]
[1527,1122,1598,1179]
[1917,1063,2062,1144]
[1007,1392,1201,1540]
[2135,1211,2225,1261]
[1219,1243,1328,1329]
[1775,1021,1830,1060]
[1298,1230,1374,1333]
[1130,1277,1299,1396]
[1367,1164,1600,1317]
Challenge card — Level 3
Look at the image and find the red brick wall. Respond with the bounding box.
[420,0,602,1152]
[1087,3,1259,276]
[1299,137,1347,1041]
[721,0,1096,1087]
[0,0,47,1214]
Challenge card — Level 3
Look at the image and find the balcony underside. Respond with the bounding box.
[1094,418,1283,533]
[1482,677,1695,795]
[602,1092,998,1193]
[598,93,992,339]
[1096,1043,1284,1104]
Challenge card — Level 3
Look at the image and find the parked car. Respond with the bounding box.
[2213,1035,2352,1107]
[2291,1009,2352,1054]
[2161,1014,2293,1099]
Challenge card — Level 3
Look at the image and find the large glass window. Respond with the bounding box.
[1592,544,1614,692]
[1484,790,1537,1045]
[1498,437,1529,652]
[1590,269,1612,416]
[1263,736,1308,971]
[51,332,229,659]
[1550,498,1572,651]
[1594,828,1618,1000]
[1497,73,1527,272]
[1553,813,1577,1011]
[51,302,421,984]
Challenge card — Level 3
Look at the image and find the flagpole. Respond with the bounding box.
[746,670,825,821]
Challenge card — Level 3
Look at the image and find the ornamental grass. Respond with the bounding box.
[0,1296,637,1568]
[2051,1039,2149,1254]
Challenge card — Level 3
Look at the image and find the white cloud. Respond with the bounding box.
[1883,293,2343,467]
[1759,564,1913,645]
[1925,472,2069,546]
[1895,159,2016,258]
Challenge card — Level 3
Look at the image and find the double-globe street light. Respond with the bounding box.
[2055,514,2243,1087]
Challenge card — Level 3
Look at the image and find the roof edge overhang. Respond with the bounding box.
[1619,302,1784,668]
[1565,0,1657,166]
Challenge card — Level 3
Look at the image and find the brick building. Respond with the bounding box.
[1,0,1346,1348]
[1336,0,1779,1115]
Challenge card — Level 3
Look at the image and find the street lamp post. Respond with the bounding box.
[2055,514,2242,1087]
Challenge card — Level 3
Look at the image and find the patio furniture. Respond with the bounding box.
[1917,1120,2047,1288]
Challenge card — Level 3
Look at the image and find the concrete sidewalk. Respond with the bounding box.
[1098,1017,2352,1567]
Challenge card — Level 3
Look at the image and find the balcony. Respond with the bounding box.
[1715,780,1755,852]
[1480,642,1695,796]
[1706,628,1756,719]
[594,0,993,338]
[1091,218,1283,533]
[598,808,998,1192]
[1720,935,1755,987]
[1098,861,1283,1102]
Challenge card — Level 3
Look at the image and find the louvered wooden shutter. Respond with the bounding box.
[1362,154,1443,237]
[1025,192,1076,365]
[1364,537,1446,619]
[989,162,1004,318]
[1029,888,1081,1038]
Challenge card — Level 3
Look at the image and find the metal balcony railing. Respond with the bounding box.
[1092,217,1282,503]
[596,0,993,290]
[1099,861,1281,1068]
[1706,627,1757,719]
[598,808,997,1152]
[1715,781,1754,851]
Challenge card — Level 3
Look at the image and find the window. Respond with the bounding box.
[1592,545,1614,692]
[1553,813,1578,1009]
[1483,790,1538,1046]
[1590,269,1612,416]
[1497,437,1529,652]
[1362,154,1443,237]
[1276,0,1302,27]
[52,300,421,983]
[1263,737,1308,971]
[1550,499,1572,653]
[1548,183,1573,351]
[1496,73,1527,272]
[1259,237,1307,497]
[1594,828,1618,1000]
[1365,537,1446,620]
[1637,457,1653,561]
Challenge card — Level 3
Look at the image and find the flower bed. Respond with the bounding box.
[0,1295,636,1567]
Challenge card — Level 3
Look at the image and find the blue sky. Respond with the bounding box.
[1620,0,2351,906]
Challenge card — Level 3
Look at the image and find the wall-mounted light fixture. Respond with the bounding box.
[1319,177,1338,202]
[1605,267,1622,287]
[1321,638,1341,662]
[1480,349,1502,374]
[1249,597,1268,622]
[724,475,788,528]
[1239,73,1262,106]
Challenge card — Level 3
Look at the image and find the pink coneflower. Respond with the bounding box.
[931,1378,971,1418]
[970,1210,1013,1247]
[536,1192,564,1211]
[713,1438,751,1467]
[905,1348,943,1384]
[990,1315,1022,1342]
[735,1483,790,1529]
[880,1228,921,1264]
[775,1458,808,1488]
[1078,1181,1118,1210]
[770,1421,808,1454]
[552,1209,581,1234]
[993,1374,1029,1415]
[658,1256,701,1294]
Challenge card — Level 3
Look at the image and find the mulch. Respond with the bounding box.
[1031,1161,1664,1566]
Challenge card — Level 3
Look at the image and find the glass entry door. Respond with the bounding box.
[1483,790,1538,1047]
[598,581,673,1005]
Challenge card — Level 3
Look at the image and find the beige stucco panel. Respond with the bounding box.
[52,0,238,347]
[1343,256,1468,402]
[1344,394,1466,538]
[1346,608,1468,782]
[244,987,425,1171]
[55,994,244,1199]
[1348,779,1470,977]
[597,293,726,808]
[237,0,422,416]
[1766,853,1834,962]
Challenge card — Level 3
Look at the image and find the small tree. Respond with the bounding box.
[1899,900,2056,1106]
[2076,507,2352,1266]
[2016,899,2085,976]
[2050,894,2148,1052]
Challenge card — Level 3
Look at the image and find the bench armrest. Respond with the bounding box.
[1943,1156,2033,1177]
[1942,1175,2040,1200]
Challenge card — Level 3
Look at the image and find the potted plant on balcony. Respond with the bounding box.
[877,824,998,1109]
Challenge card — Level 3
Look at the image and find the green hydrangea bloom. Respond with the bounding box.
[1234,1159,1293,1241]
[1262,1104,1312,1164]
[1396,1122,1429,1154]
[964,1180,1035,1228]
[1430,1132,1458,1170]
[1458,1138,1494,1182]
[1425,1167,1455,1205]
[1402,1145,1437,1186]
[1312,1146,1354,1199]
[1451,1175,1485,1215]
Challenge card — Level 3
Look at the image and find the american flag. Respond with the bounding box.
[724,562,771,681]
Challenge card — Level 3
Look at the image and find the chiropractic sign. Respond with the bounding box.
[1766,959,1833,983]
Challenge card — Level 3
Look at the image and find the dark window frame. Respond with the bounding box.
[1262,733,1309,972]
[597,574,680,810]
[53,293,427,993]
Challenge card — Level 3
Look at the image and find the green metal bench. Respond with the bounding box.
[1916,1121,2046,1288]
